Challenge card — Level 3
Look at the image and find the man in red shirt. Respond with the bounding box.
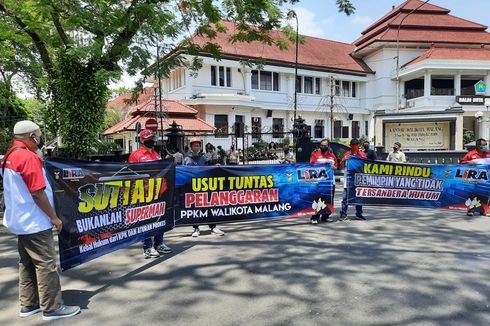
[339,138,367,221]
[460,138,489,216]
[310,139,338,224]
[128,129,172,258]
[461,138,490,164]
[2,120,80,320]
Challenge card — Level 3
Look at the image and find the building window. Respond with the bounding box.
[252,70,280,91]
[405,78,424,99]
[170,68,185,91]
[342,126,349,138]
[431,76,454,96]
[296,76,321,94]
[304,77,313,94]
[335,80,341,96]
[211,66,217,86]
[252,117,262,139]
[295,75,302,93]
[334,120,342,138]
[352,121,360,139]
[342,81,350,97]
[272,118,284,138]
[351,82,357,98]
[226,67,231,87]
[314,120,324,138]
[315,78,321,95]
[214,115,228,138]
[364,121,369,136]
[211,65,232,87]
[461,77,484,95]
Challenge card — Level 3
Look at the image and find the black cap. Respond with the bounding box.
[350,138,360,145]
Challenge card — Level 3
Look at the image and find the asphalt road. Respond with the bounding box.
[1,189,490,325]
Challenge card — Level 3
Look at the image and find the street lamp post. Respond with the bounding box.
[287,10,299,123]
[395,0,430,111]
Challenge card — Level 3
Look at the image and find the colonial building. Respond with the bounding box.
[149,0,490,151]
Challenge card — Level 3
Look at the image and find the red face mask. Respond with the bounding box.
[351,144,360,152]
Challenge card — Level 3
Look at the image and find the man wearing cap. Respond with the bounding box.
[128,129,172,258]
[183,137,225,237]
[1,120,80,320]
[339,138,367,221]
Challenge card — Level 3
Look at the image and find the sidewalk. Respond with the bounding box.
[1,192,490,325]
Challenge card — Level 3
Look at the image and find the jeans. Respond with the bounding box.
[340,188,362,216]
[142,232,164,250]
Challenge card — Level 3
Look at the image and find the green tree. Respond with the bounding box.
[0,0,354,156]
[104,106,127,130]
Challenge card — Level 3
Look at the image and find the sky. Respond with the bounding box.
[109,0,490,89]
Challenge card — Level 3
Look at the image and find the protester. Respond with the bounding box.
[363,140,377,160]
[310,139,338,224]
[184,137,225,237]
[460,138,490,216]
[461,138,490,165]
[339,138,367,220]
[204,143,219,165]
[128,129,172,258]
[279,146,295,164]
[217,145,227,165]
[387,142,406,163]
[1,120,80,320]
[227,145,239,165]
[172,149,184,165]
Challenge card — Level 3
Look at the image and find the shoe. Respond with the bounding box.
[42,305,80,321]
[321,215,331,223]
[211,227,225,236]
[156,244,172,254]
[311,219,318,224]
[467,212,474,217]
[356,215,366,220]
[19,305,41,318]
[192,228,200,237]
[144,247,160,259]
[339,214,348,221]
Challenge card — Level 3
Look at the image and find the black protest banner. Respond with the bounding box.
[45,159,175,271]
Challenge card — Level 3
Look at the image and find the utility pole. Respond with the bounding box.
[329,75,335,140]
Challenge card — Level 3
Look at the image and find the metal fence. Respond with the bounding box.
[184,131,295,165]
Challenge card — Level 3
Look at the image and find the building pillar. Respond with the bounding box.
[244,69,252,96]
[455,72,461,96]
[485,73,490,96]
[455,115,464,150]
[424,70,431,97]
[287,74,296,101]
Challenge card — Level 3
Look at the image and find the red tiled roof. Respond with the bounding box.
[103,115,215,135]
[107,88,155,111]
[130,98,198,116]
[190,20,372,74]
[353,0,490,53]
[404,47,490,66]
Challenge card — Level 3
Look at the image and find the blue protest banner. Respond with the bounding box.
[346,157,490,214]
[174,164,335,226]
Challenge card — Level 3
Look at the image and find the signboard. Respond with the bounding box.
[456,96,490,105]
[384,121,450,150]
[145,118,159,131]
[475,80,487,95]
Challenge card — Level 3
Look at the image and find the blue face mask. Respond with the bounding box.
[481,144,489,151]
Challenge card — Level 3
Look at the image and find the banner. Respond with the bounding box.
[346,157,490,213]
[174,164,334,226]
[45,160,175,271]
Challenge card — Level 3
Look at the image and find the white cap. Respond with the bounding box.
[13,120,40,135]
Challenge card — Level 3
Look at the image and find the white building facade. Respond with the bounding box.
[157,0,490,151]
